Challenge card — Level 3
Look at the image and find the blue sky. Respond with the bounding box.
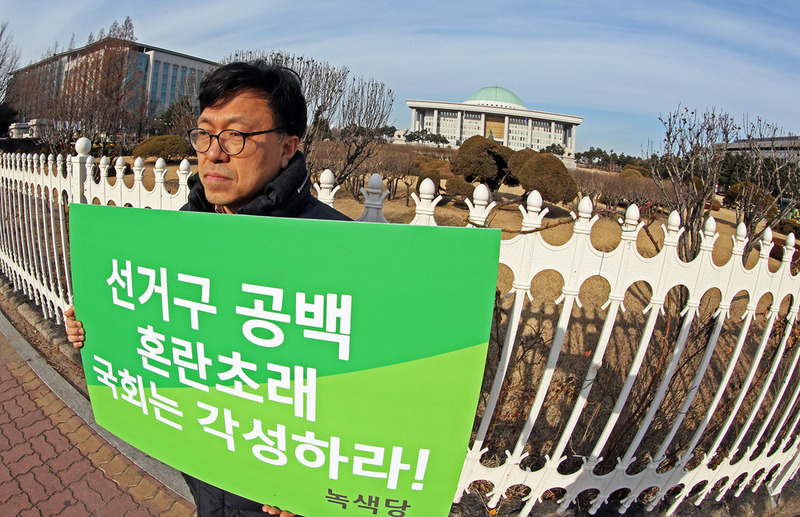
[4,0,799,156]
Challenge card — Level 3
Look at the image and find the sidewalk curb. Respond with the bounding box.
[0,303,193,503]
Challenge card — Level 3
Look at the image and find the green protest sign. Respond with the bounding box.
[70,203,500,515]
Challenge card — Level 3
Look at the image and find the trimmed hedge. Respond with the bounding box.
[516,153,577,204]
[507,148,538,177]
[450,135,509,189]
[724,181,779,221]
[446,175,475,200]
[621,164,649,177]
[415,156,453,179]
[132,135,195,162]
[620,167,644,179]
[775,218,800,237]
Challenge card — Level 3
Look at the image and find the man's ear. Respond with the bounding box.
[279,135,301,169]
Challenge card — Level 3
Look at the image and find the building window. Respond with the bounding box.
[160,62,169,105]
[150,61,160,102]
[179,66,187,96]
[170,64,179,104]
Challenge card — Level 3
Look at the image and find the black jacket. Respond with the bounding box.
[181,150,345,516]
[182,150,349,222]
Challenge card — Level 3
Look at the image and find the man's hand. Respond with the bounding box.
[64,305,85,349]
[262,505,296,516]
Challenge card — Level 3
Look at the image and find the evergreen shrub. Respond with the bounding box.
[132,135,194,162]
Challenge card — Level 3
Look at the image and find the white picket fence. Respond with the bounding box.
[2,138,800,515]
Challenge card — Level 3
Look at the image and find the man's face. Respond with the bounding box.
[196,89,299,214]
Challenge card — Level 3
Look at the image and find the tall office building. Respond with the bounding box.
[9,37,217,126]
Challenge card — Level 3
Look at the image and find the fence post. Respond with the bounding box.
[314,169,339,208]
[71,138,90,204]
[355,173,389,223]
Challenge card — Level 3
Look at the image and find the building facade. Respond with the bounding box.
[406,87,583,166]
[727,136,800,162]
[8,37,217,130]
[139,44,218,115]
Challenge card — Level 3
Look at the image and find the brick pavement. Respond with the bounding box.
[0,330,197,516]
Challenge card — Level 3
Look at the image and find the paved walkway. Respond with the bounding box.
[0,319,196,516]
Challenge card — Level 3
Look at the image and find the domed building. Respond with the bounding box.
[406,86,583,167]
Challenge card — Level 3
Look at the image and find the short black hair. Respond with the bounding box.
[198,61,307,138]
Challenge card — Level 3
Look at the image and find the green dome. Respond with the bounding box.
[465,86,525,109]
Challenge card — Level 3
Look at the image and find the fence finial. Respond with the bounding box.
[409,178,441,226]
[620,204,644,239]
[178,159,191,187]
[662,210,684,249]
[355,173,389,223]
[114,156,126,178]
[313,169,339,208]
[56,154,64,180]
[704,216,717,237]
[154,158,167,189]
[75,137,91,156]
[729,222,748,259]
[521,190,548,231]
[99,156,110,180]
[700,216,719,252]
[465,184,496,227]
[624,204,640,226]
[667,210,681,232]
[759,227,774,260]
[783,233,796,267]
[578,196,593,219]
[133,157,145,184]
[572,196,598,235]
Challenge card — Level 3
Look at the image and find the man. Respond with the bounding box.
[66,60,349,516]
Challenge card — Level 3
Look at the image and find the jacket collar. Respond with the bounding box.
[186,151,313,217]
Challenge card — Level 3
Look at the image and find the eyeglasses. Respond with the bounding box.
[187,127,285,156]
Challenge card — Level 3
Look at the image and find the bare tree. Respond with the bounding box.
[335,76,394,191]
[727,119,800,259]
[224,50,349,169]
[157,95,197,136]
[87,19,142,144]
[0,21,20,102]
[648,106,738,261]
[8,19,146,153]
[378,147,415,200]
[571,168,608,206]
[23,47,94,154]
[262,52,348,168]
[222,50,394,188]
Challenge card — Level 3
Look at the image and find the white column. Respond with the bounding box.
[411,108,417,131]
[504,115,510,147]
[481,113,486,137]
[550,121,556,144]
[570,125,578,155]
[527,118,533,149]
[433,109,439,134]
[457,111,463,144]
